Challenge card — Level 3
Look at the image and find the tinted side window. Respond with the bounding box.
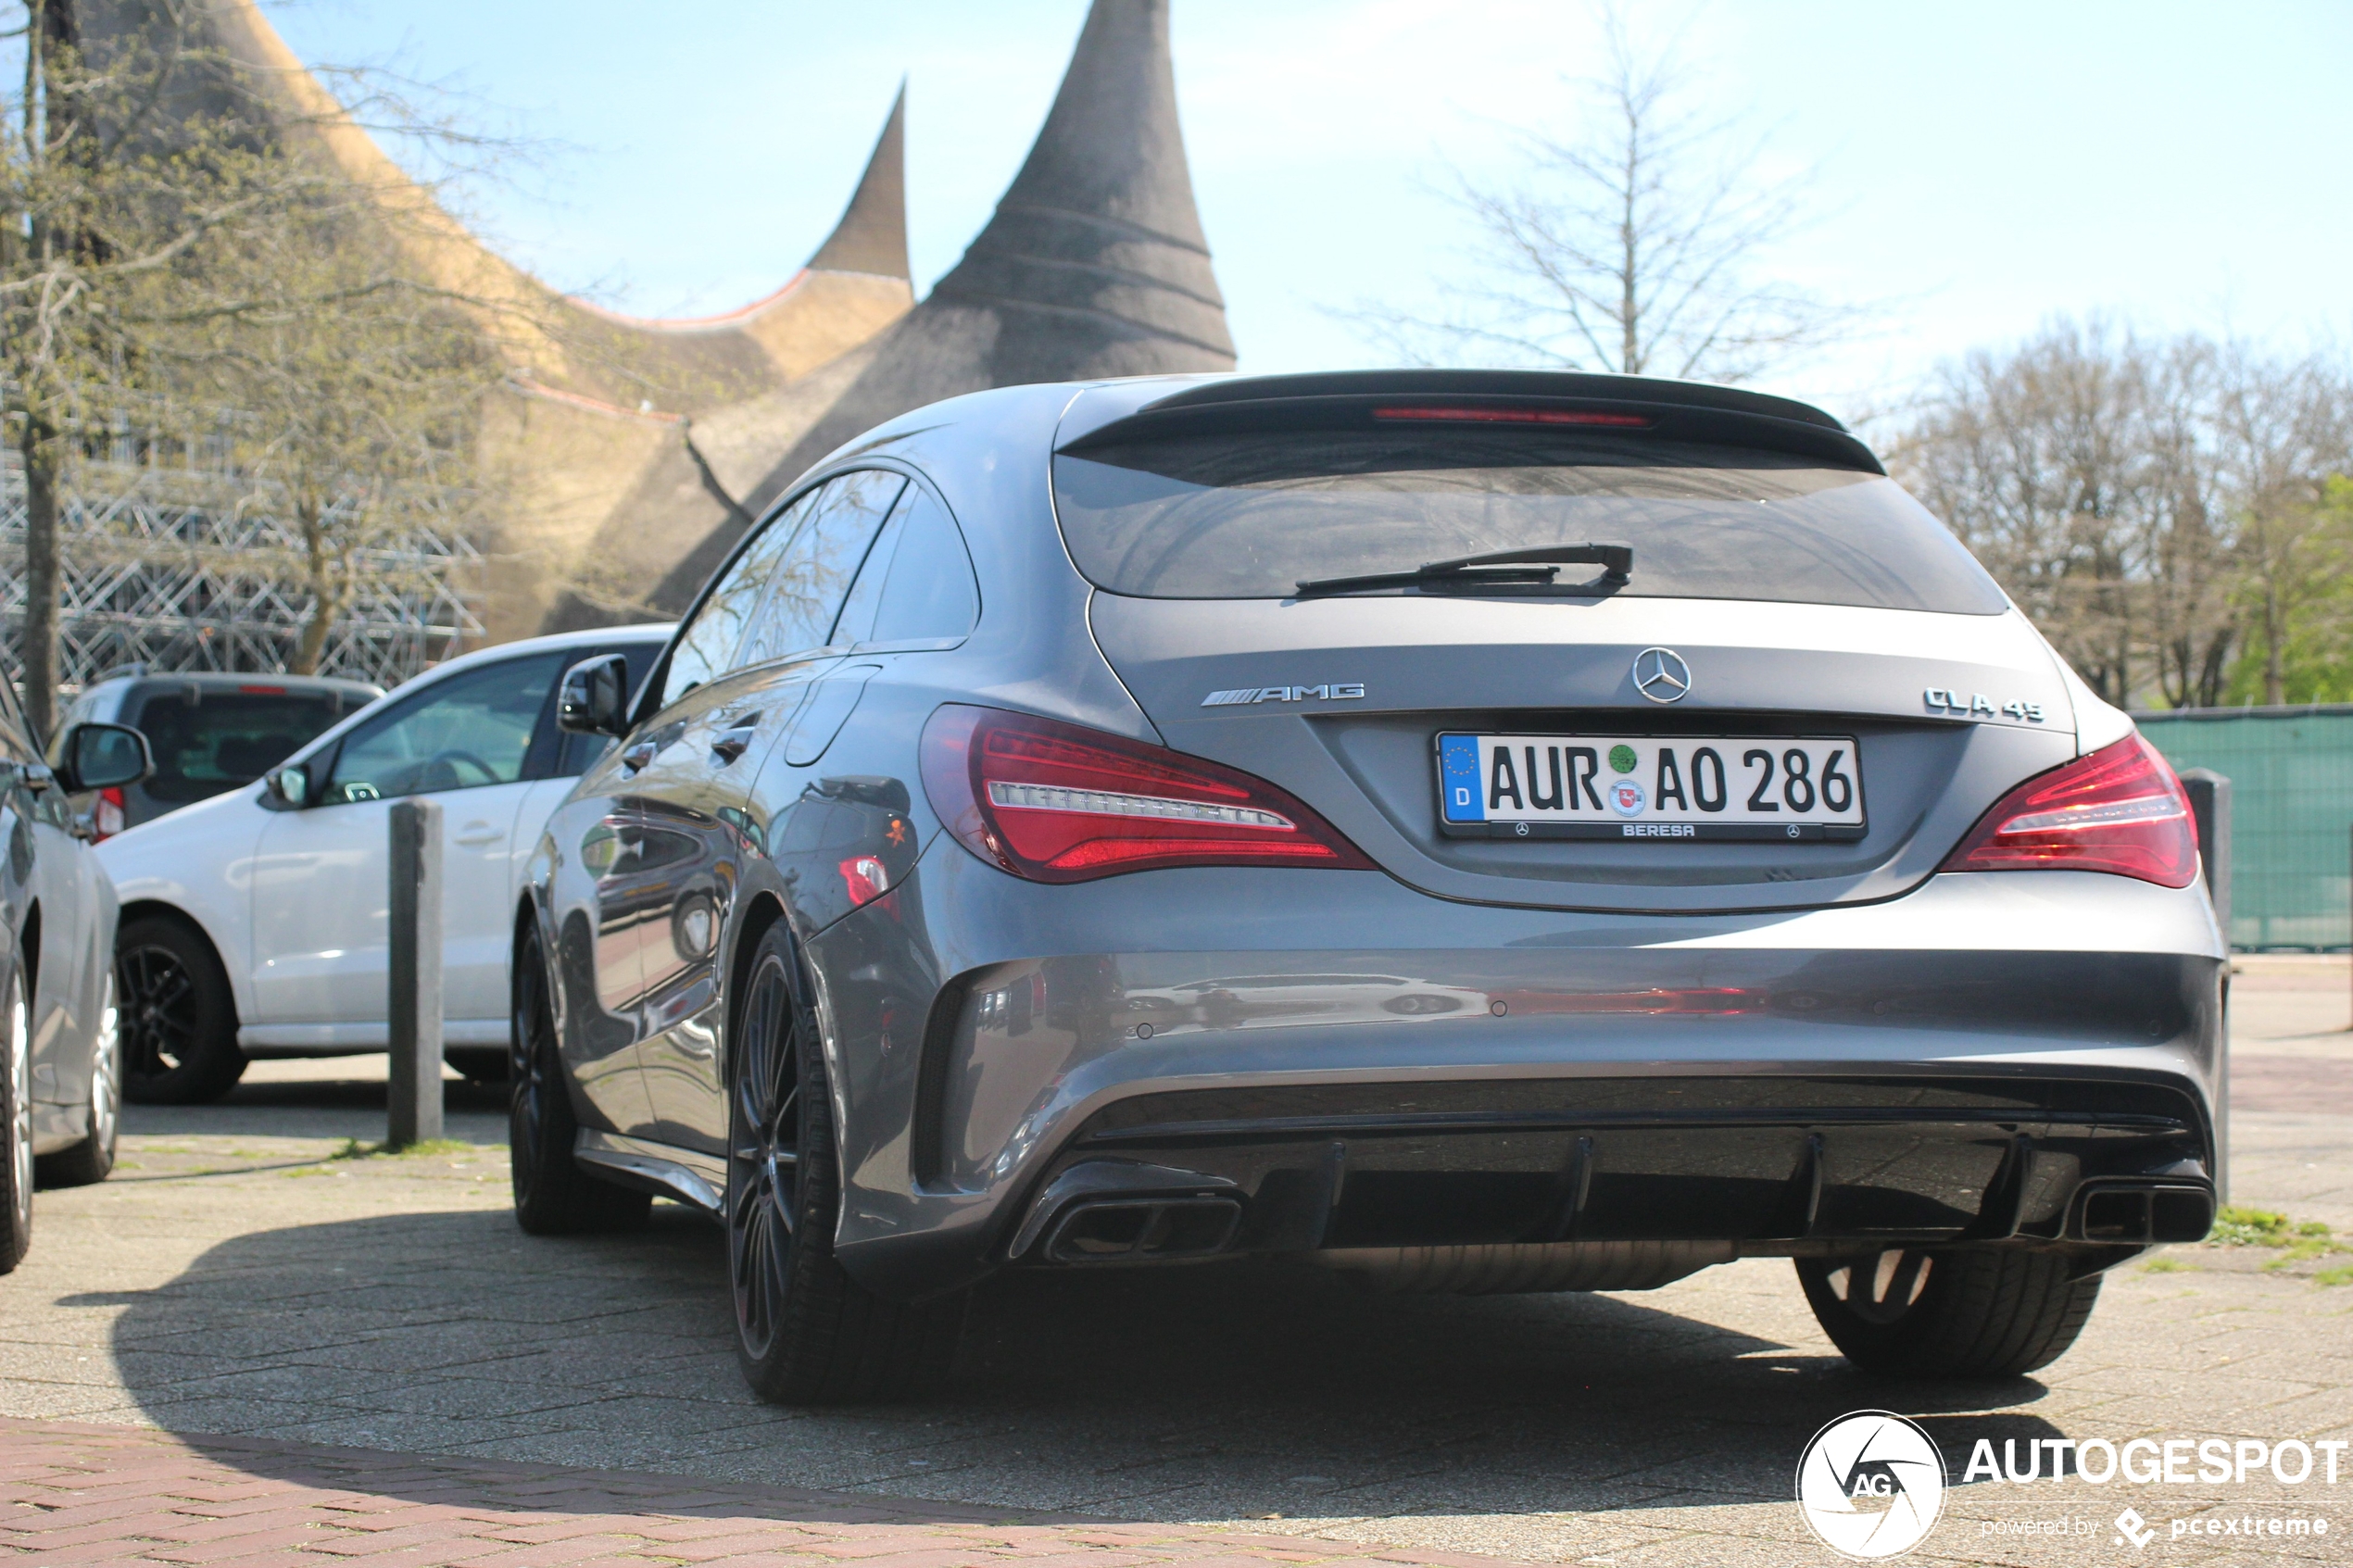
[655,489,822,709]
[737,469,907,668]
[868,485,980,645]
[323,655,562,804]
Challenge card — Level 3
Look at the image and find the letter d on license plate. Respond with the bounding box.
[1435,733,1867,842]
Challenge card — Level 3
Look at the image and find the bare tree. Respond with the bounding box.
[1340,6,1864,382]
[2209,349,2353,703]
[4,1,546,716]
[3,0,347,727]
[170,206,508,673]
[1892,319,2353,709]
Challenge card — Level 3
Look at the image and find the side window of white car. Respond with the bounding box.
[321,655,563,805]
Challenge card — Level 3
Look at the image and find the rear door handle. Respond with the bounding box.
[711,725,758,766]
[455,822,503,847]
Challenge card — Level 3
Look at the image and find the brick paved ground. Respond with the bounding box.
[0,1416,1510,1567]
[1,962,2348,1567]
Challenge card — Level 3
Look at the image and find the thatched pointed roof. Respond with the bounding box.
[644,0,1236,614]
[75,1,1234,639]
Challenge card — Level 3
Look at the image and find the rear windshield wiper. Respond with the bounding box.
[1294,543,1633,599]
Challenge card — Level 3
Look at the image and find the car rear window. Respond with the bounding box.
[1051,430,2007,614]
[132,688,358,805]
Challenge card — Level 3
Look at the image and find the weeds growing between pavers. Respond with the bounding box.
[2153,1206,2353,1286]
[330,1137,477,1160]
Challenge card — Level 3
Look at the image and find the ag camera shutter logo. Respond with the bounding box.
[1795,1411,1946,1560]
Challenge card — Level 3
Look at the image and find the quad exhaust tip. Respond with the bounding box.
[1043,1197,1243,1263]
[2070,1181,2215,1245]
[1007,1159,1244,1264]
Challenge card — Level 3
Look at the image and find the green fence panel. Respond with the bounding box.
[2136,706,2353,950]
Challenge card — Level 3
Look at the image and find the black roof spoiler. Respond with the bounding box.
[1059,369,1884,476]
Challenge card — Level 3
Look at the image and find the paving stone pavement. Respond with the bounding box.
[1,970,2348,1567]
[0,1416,1507,1568]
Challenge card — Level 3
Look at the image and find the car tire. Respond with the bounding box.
[38,971,120,1187]
[447,1047,509,1085]
[726,922,964,1405]
[509,924,649,1235]
[1,959,33,1273]
[1796,1248,2103,1380]
[117,916,245,1106]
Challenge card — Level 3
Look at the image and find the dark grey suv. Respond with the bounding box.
[58,670,378,837]
[512,370,2223,1403]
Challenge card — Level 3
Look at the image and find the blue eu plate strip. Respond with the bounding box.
[1439,734,1484,822]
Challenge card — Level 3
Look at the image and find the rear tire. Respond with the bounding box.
[509,924,648,1235]
[117,916,245,1105]
[39,971,120,1187]
[0,960,31,1273]
[727,922,963,1404]
[1797,1248,2103,1380]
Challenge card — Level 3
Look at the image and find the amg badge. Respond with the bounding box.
[1201,684,1366,707]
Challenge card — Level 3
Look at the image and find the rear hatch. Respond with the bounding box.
[1056,374,2077,915]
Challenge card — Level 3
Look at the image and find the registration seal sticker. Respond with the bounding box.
[1608,778,1646,817]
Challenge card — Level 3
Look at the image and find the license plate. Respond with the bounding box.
[1436,734,1867,841]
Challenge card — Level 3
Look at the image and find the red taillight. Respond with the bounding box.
[919,705,1376,884]
[839,855,890,908]
[238,684,287,695]
[1939,734,2198,888]
[93,787,126,843]
[1373,406,1652,428]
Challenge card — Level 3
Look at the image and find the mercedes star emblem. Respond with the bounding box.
[1632,646,1692,704]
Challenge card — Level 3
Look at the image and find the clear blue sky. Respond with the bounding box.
[265,0,2352,425]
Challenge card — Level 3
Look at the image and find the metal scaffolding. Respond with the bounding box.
[2,438,484,697]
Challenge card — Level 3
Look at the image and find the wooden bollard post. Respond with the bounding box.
[387,797,444,1148]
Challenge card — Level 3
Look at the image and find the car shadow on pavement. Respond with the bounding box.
[121,1072,509,1142]
[85,1201,2068,1525]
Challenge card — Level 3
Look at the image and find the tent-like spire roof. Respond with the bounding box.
[925,0,1231,375]
[809,83,909,279]
[643,0,1238,611]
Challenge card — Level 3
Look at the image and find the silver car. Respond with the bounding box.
[516,370,2222,1403]
[0,686,152,1274]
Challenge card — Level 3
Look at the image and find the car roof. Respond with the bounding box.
[85,671,383,698]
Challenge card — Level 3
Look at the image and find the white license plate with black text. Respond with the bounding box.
[1436,734,1867,841]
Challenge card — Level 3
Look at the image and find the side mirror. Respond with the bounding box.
[267,764,311,808]
[57,723,151,793]
[558,654,632,739]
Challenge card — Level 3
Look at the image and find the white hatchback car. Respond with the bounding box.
[96,626,672,1102]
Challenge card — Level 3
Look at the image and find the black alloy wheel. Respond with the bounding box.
[509,923,648,1235]
[1796,1247,2106,1380]
[724,922,963,1405]
[728,935,803,1366]
[116,917,245,1105]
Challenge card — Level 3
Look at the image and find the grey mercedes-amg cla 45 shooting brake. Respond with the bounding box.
[513,370,2221,1403]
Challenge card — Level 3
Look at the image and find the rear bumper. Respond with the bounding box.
[812,848,2225,1298]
